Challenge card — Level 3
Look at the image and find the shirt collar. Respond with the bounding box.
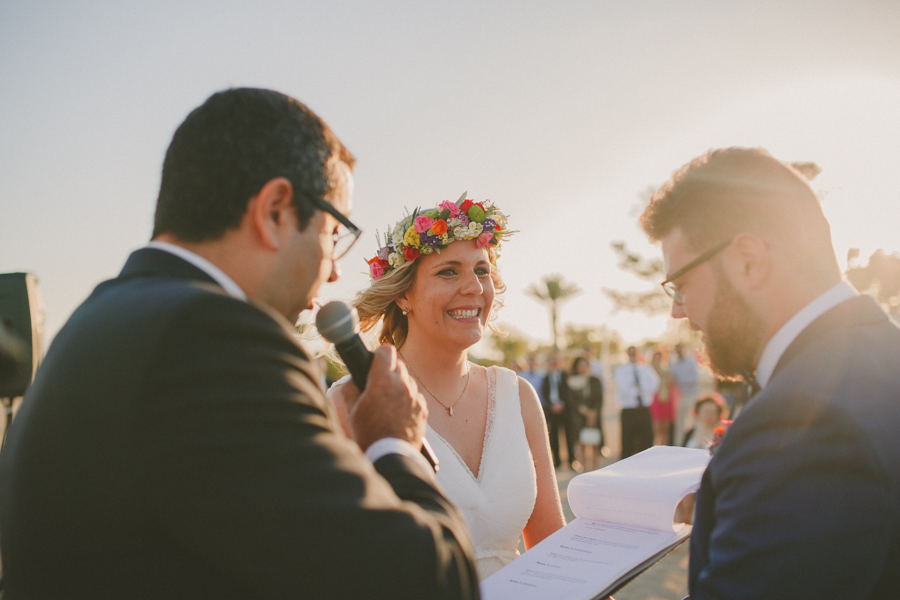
[755,280,857,389]
[145,241,248,301]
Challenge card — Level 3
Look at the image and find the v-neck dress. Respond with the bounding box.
[425,366,537,580]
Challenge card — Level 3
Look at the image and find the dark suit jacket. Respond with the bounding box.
[0,249,479,600]
[540,370,573,413]
[689,295,900,599]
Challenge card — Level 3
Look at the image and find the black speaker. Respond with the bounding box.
[0,273,44,399]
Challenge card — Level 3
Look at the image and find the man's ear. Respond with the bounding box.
[726,233,770,291]
[248,177,294,251]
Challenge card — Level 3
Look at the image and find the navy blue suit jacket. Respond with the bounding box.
[0,249,479,599]
[689,294,900,599]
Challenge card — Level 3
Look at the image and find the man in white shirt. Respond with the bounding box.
[612,346,659,458]
[642,147,900,600]
[669,343,700,445]
[519,353,546,405]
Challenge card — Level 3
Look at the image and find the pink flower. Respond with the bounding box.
[369,261,385,279]
[439,200,460,216]
[476,231,494,248]
[414,216,434,233]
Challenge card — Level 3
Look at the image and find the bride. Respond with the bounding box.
[328,195,566,579]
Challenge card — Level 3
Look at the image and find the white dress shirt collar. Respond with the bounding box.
[145,241,247,301]
[755,281,857,389]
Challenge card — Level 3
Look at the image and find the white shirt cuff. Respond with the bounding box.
[365,438,434,474]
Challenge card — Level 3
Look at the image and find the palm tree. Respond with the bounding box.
[526,275,581,349]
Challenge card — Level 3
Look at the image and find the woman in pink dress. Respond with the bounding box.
[649,349,679,445]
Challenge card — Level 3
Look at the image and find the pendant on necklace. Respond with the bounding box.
[449,407,454,416]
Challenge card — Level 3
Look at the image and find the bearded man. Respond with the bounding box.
[641,147,900,600]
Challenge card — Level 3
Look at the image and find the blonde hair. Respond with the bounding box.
[354,245,506,348]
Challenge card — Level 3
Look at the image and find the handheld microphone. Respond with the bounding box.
[315,300,373,391]
[316,300,438,472]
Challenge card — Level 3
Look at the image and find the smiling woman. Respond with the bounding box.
[327,195,566,580]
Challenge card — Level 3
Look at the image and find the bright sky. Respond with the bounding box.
[2,1,899,356]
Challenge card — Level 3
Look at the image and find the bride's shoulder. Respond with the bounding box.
[325,374,353,438]
[325,373,353,397]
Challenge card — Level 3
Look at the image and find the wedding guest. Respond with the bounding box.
[670,343,700,444]
[682,394,729,450]
[568,356,604,471]
[649,349,678,445]
[329,196,565,580]
[613,346,659,458]
[519,353,546,405]
[541,353,577,470]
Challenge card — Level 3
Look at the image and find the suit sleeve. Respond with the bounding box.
[690,392,892,600]
[141,293,479,600]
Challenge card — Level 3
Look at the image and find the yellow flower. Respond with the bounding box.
[403,225,421,248]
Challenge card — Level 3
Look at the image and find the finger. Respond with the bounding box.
[382,343,398,371]
[368,344,398,382]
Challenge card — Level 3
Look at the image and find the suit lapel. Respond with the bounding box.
[770,294,888,382]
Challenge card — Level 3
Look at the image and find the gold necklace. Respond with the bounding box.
[399,352,470,416]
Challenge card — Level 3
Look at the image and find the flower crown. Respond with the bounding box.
[367,192,511,280]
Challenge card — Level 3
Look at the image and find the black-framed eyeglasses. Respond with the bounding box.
[661,238,732,304]
[309,196,362,260]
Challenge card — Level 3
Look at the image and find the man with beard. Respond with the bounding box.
[641,147,900,600]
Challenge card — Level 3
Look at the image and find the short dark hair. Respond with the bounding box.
[153,88,355,241]
[641,147,837,279]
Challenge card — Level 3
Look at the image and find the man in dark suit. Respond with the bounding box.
[641,147,900,599]
[0,89,479,599]
[541,353,576,469]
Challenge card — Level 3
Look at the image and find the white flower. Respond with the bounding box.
[453,222,483,240]
[389,252,403,267]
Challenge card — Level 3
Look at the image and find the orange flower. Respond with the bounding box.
[431,219,448,235]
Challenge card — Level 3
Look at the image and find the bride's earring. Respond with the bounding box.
[402,308,409,316]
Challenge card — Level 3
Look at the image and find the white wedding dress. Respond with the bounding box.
[426,366,537,580]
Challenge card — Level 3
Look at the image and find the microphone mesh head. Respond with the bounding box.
[315,301,359,344]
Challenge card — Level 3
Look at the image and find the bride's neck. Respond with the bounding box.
[398,329,469,385]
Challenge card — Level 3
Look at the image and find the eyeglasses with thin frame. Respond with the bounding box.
[660,238,732,304]
[309,196,362,260]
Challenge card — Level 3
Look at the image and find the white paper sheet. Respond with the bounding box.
[481,446,709,600]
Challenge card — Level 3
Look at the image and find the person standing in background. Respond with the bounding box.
[519,353,546,405]
[541,353,576,469]
[682,394,730,450]
[670,343,700,445]
[649,349,678,446]
[613,346,659,458]
[568,356,604,471]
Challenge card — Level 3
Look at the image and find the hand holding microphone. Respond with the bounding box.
[316,301,438,471]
